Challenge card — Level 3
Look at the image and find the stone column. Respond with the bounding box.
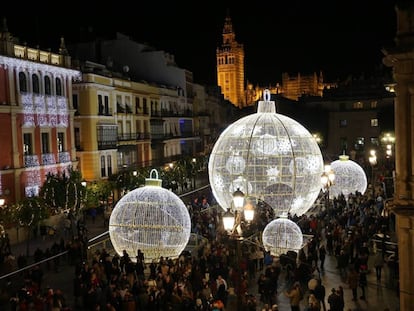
[383,2,414,309]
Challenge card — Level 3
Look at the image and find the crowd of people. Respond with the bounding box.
[0,187,398,311]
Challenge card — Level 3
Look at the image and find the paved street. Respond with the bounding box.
[0,210,400,311]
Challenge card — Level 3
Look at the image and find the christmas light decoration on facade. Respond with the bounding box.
[109,169,191,263]
[262,213,303,257]
[208,89,324,216]
[329,154,367,199]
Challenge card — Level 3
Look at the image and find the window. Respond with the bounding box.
[371,118,378,127]
[101,155,106,177]
[44,76,51,95]
[370,137,379,146]
[72,94,79,113]
[107,155,112,176]
[371,101,377,108]
[57,132,65,152]
[56,77,62,95]
[339,119,347,127]
[19,72,27,92]
[353,101,363,109]
[98,95,104,115]
[75,127,81,150]
[340,137,348,154]
[23,133,33,155]
[104,96,109,115]
[135,97,140,114]
[32,74,40,94]
[41,132,50,154]
[354,137,365,151]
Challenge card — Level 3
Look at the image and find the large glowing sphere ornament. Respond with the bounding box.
[262,214,303,257]
[329,155,367,199]
[109,169,191,263]
[208,89,324,216]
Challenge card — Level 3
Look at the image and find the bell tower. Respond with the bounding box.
[216,12,246,108]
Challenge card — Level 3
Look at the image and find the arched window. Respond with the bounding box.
[32,74,40,94]
[56,77,62,95]
[44,76,51,95]
[19,72,27,92]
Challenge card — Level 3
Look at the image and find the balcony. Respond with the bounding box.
[58,152,71,163]
[117,132,151,141]
[24,155,40,167]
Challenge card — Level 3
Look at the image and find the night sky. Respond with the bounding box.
[4,0,398,86]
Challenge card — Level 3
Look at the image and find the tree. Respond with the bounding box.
[40,167,86,216]
[15,196,49,256]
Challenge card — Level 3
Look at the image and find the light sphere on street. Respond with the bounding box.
[329,154,368,199]
[109,170,191,263]
[208,89,324,216]
[262,215,303,257]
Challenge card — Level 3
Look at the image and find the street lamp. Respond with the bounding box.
[369,149,377,197]
[221,188,255,307]
[321,165,335,209]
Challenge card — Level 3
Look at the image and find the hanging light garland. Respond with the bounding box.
[109,169,191,263]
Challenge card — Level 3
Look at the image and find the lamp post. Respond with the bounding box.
[191,157,197,190]
[0,198,5,237]
[369,149,377,198]
[222,188,255,307]
[321,165,335,210]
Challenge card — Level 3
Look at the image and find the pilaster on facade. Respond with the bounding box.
[382,2,414,308]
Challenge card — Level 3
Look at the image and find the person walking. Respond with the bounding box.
[319,244,326,271]
[327,288,342,311]
[313,279,326,311]
[358,265,368,300]
[347,266,359,301]
[373,251,384,283]
[284,282,302,311]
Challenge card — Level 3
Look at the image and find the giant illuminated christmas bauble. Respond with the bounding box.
[208,90,324,216]
[109,170,191,263]
[262,215,303,257]
[329,155,367,199]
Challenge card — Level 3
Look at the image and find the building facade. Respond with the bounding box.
[0,22,81,205]
[383,2,414,308]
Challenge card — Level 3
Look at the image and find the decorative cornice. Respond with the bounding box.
[0,55,81,81]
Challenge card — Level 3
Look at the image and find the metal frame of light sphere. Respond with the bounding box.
[109,169,191,263]
[262,214,304,257]
[208,89,324,216]
[329,155,367,199]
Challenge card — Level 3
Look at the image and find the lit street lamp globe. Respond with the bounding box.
[329,155,367,199]
[262,215,303,257]
[109,169,191,263]
[208,89,324,216]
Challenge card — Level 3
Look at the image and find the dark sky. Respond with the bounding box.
[4,1,398,86]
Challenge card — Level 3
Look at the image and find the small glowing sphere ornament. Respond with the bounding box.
[109,169,191,263]
[329,155,367,199]
[262,214,303,257]
[208,89,324,216]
